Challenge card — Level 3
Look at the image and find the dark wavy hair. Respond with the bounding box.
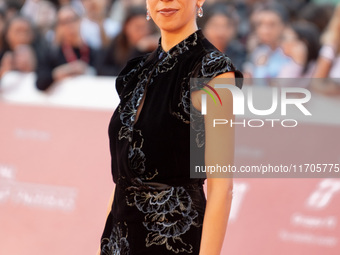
[110,6,147,66]
[1,14,37,52]
[290,21,320,75]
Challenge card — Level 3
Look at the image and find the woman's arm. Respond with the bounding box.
[192,71,236,255]
[314,4,340,78]
[96,185,116,255]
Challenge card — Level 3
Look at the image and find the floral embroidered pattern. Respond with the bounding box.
[115,55,148,99]
[101,221,130,255]
[155,32,198,76]
[200,51,233,77]
[126,186,201,253]
[128,146,146,175]
[170,74,192,124]
[118,64,159,180]
[122,58,146,85]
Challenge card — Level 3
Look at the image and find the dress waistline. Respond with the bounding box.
[115,179,204,191]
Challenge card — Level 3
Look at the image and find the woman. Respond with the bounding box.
[98,1,243,255]
[0,15,38,78]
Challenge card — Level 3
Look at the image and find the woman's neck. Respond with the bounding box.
[160,23,198,52]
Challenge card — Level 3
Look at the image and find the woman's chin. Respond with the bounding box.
[156,23,182,33]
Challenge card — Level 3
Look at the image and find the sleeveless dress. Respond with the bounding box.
[100,29,243,255]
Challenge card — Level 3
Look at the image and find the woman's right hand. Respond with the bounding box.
[96,185,116,255]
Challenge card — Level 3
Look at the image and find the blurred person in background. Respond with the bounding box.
[0,15,37,78]
[299,2,333,34]
[243,3,294,81]
[21,0,57,44]
[279,21,320,79]
[312,3,340,95]
[80,0,120,50]
[35,5,96,91]
[3,0,23,20]
[199,3,246,71]
[95,6,158,76]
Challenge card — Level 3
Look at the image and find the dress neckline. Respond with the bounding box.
[156,29,204,59]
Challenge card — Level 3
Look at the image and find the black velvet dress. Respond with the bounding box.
[100,29,243,255]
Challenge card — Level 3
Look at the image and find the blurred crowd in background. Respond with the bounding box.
[0,0,340,95]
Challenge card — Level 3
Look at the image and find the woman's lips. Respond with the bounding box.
[158,8,179,16]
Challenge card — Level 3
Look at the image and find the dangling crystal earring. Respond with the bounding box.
[146,10,151,21]
[198,6,203,18]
